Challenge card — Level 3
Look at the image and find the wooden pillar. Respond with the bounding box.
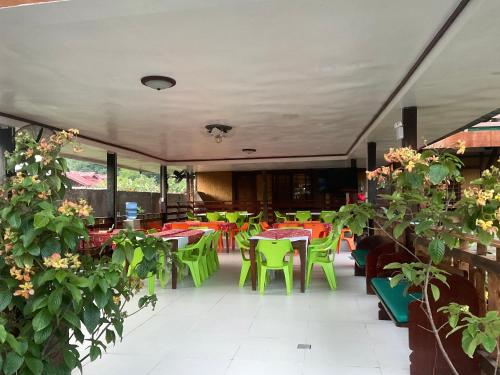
[106,152,117,227]
[262,171,269,222]
[160,165,168,223]
[402,106,417,149]
[367,142,376,235]
[0,127,15,183]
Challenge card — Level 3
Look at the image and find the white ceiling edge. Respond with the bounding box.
[347,0,486,160]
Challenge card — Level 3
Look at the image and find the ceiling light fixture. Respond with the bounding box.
[141,76,176,90]
[205,124,232,144]
[242,148,256,154]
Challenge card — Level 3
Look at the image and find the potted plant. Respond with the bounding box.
[336,142,500,374]
[0,129,171,374]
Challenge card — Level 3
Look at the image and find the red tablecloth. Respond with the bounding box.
[162,221,201,230]
[86,230,122,248]
[256,229,312,241]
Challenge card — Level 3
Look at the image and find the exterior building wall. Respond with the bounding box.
[66,189,187,217]
[196,171,233,201]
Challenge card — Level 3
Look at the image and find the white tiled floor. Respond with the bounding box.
[79,249,410,375]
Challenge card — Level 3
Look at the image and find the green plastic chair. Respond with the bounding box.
[295,211,312,222]
[256,239,294,295]
[248,223,261,236]
[186,211,197,221]
[235,233,251,287]
[206,212,221,222]
[226,212,243,227]
[274,211,287,223]
[249,211,263,224]
[319,210,334,223]
[207,231,221,273]
[176,236,207,287]
[306,232,340,290]
[127,247,167,295]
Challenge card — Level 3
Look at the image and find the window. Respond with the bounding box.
[292,173,312,201]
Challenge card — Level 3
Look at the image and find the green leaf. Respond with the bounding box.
[112,247,125,265]
[83,304,100,333]
[0,290,12,312]
[477,230,493,246]
[429,164,449,185]
[389,273,404,288]
[105,329,116,344]
[62,310,81,329]
[34,269,56,287]
[94,289,110,309]
[3,352,23,375]
[415,220,433,235]
[33,325,52,345]
[33,212,50,229]
[481,335,497,353]
[65,283,82,304]
[429,238,445,264]
[430,284,440,301]
[32,309,52,332]
[25,357,43,374]
[0,325,6,343]
[21,228,38,248]
[63,350,77,370]
[47,289,63,314]
[89,345,101,361]
[393,221,409,239]
[40,238,61,258]
[7,212,21,228]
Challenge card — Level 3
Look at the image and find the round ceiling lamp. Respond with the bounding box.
[242,148,256,154]
[141,76,176,90]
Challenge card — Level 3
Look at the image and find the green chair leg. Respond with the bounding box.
[306,260,314,288]
[283,267,292,295]
[147,273,155,295]
[239,261,250,287]
[259,268,267,294]
[321,263,337,290]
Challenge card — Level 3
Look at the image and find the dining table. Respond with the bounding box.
[152,228,212,289]
[249,228,312,293]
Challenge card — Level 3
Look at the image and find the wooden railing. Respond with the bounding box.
[402,229,500,373]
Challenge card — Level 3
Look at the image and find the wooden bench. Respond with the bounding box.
[370,277,422,327]
[351,235,392,276]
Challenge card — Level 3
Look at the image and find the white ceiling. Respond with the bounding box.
[0,0,497,171]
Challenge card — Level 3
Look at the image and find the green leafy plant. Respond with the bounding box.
[0,129,171,374]
[336,142,500,375]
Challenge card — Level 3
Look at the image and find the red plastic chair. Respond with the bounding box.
[337,228,356,253]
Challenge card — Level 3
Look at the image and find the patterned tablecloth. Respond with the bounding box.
[251,229,312,245]
[151,229,205,244]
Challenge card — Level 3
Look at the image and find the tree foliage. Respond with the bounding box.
[0,130,171,374]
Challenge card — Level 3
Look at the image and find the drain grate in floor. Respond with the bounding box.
[297,344,312,350]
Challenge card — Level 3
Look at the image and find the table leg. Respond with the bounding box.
[225,232,230,253]
[231,230,235,251]
[170,240,178,289]
[249,239,257,291]
[298,241,306,293]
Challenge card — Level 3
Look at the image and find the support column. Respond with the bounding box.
[106,152,117,228]
[0,127,15,183]
[262,171,269,222]
[402,106,417,149]
[367,142,377,235]
[160,165,168,223]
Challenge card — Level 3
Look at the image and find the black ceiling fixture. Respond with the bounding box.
[242,148,256,154]
[141,76,176,90]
